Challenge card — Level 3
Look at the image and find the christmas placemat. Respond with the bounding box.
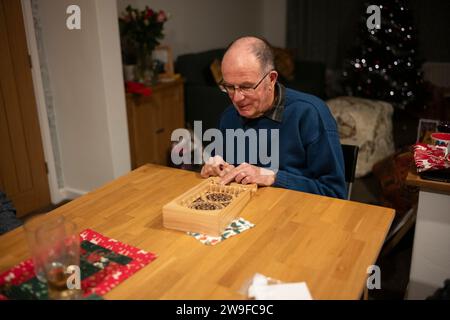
[188,217,255,246]
[0,229,156,300]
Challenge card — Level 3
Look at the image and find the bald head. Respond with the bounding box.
[223,36,275,73]
[220,36,278,119]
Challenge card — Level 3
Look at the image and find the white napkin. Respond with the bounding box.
[247,274,313,300]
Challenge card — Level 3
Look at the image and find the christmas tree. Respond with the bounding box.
[342,0,424,109]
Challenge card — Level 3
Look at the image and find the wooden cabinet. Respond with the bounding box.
[126,78,185,169]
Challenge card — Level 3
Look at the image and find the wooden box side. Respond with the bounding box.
[216,188,252,232]
[163,204,221,236]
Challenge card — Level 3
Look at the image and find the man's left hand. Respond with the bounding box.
[220,162,276,187]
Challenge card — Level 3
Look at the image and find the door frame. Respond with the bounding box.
[20,0,65,204]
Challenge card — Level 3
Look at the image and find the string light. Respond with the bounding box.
[342,1,421,107]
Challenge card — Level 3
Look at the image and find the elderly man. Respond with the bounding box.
[200,36,346,199]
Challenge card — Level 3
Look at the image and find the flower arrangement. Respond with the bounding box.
[119,5,169,84]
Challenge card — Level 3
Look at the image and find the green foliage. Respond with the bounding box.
[119,5,168,64]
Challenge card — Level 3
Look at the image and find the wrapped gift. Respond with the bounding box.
[413,143,450,172]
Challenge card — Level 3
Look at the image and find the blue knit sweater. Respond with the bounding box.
[219,88,346,199]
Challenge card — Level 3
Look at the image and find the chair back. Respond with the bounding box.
[341,144,359,200]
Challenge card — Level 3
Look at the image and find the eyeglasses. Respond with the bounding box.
[219,70,273,96]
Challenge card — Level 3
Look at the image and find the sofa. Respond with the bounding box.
[175,48,326,132]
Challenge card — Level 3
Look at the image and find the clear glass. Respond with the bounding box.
[135,50,158,86]
[24,215,50,282]
[24,215,81,300]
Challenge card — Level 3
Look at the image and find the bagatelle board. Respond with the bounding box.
[162,178,257,236]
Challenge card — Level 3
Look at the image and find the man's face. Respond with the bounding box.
[221,52,276,119]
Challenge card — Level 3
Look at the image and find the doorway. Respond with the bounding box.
[0,0,51,217]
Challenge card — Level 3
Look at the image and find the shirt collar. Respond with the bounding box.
[263,82,285,122]
[240,82,285,124]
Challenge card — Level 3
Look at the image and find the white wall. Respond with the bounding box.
[37,0,130,195]
[95,0,131,179]
[116,0,286,58]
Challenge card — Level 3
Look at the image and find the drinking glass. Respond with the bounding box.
[24,215,81,299]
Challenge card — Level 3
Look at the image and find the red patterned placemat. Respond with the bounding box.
[0,229,156,300]
[413,143,450,172]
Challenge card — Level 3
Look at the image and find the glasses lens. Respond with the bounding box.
[240,87,253,94]
[221,85,235,95]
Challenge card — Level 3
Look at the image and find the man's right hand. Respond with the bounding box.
[200,155,235,178]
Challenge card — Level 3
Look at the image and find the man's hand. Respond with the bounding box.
[220,162,276,187]
[200,155,235,178]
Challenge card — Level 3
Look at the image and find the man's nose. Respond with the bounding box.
[232,89,245,102]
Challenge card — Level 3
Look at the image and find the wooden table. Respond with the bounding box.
[406,170,450,299]
[406,170,450,193]
[0,165,394,300]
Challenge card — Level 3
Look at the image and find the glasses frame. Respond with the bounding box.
[219,69,274,96]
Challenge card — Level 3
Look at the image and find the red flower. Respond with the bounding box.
[126,81,152,96]
[146,8,154,18]
[156,10,167,23]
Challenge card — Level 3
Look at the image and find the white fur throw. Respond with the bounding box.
[326,96,395,177]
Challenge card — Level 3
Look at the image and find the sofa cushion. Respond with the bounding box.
[210,58,222,85]
[184,85,230,131]
[327,96,395,177]
[176,48,226,86]
[273,47,295,81]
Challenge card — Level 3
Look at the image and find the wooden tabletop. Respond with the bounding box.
[406,169,450,194]
[0,164,394,300]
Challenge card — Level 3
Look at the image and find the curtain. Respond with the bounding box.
[286,0,450,69]
[410,0,450,63]
[286,0,364,69]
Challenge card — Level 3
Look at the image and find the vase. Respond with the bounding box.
[123,64,136,82]
[135,50,158,86]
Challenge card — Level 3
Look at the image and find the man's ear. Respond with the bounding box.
[269,70,278,84]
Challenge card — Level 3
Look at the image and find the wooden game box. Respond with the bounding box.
[162,178,257,236]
